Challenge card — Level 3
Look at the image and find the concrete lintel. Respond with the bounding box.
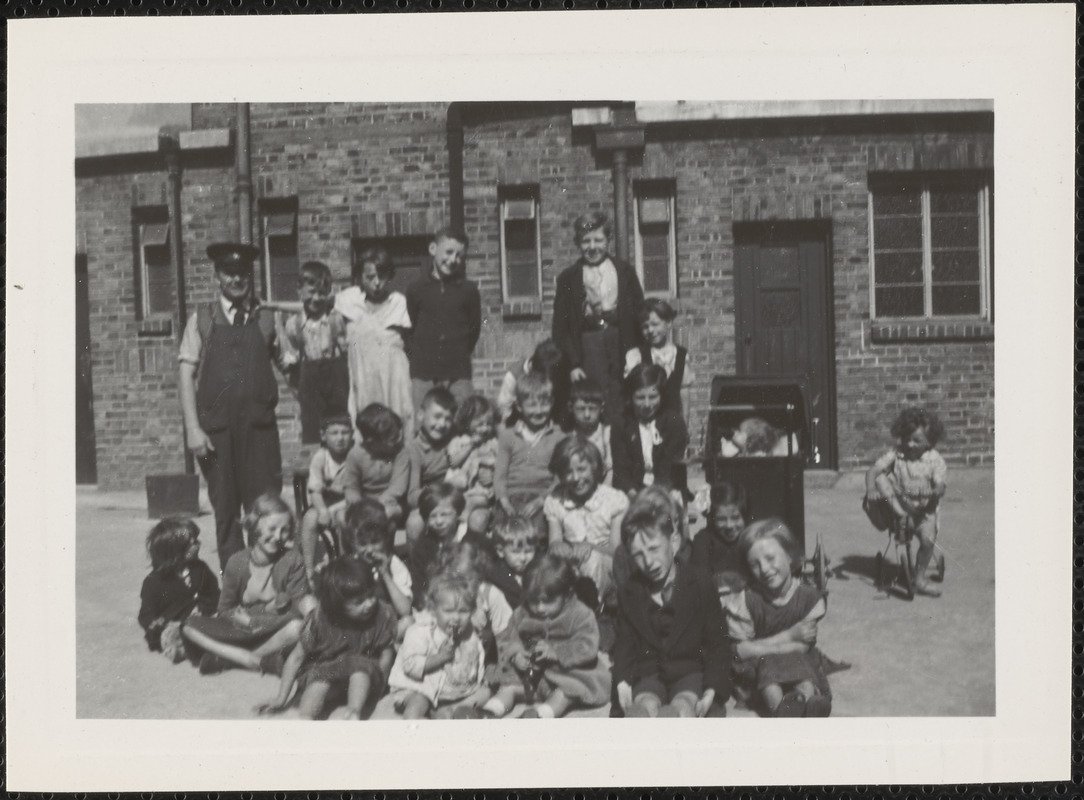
[635,99,995,123]
[179,128,231,150]
[571,107,612,127]
[75,131,161,159]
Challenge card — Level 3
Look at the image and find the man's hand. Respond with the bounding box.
[186,427,215,459]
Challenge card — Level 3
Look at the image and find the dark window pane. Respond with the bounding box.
[505,219,538,298]
[872,187,921,216]
[930,188,977,214]
[932,250,980,283]
[640,225,671,293]
[268,234,298,302]
[931,214,978,249]
[875,286,923,317]
[144,243,172,314]
[874,251,924,285]
[932,284,981,316]
[873,216,923,251]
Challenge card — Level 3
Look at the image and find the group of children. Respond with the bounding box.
[143,220,953,719]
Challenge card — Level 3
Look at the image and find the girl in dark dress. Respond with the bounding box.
[258,556,397,720]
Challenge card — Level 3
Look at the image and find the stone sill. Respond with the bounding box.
[502,300,543,320]
[871,318,993,344]
[137,317,173,338]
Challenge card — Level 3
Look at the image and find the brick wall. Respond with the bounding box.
[78,103,993,489]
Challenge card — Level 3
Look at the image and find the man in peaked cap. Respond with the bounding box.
[178,243,283,571]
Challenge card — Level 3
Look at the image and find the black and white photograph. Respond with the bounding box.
[6,6,1075,791]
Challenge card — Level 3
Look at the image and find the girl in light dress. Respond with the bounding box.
[335,246,415,442]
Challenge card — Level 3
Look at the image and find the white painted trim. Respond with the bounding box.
[635,99,993,123]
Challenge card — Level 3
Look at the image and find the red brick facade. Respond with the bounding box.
[77,102,993,489]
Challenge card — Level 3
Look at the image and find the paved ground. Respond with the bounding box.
[76,467,994,719]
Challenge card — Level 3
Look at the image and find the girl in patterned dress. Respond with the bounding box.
[335,246,415,442]
[257,556,397,720]
[863,407,948,596]
[543,435,629,610]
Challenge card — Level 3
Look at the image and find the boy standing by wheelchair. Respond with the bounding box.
[864,407,947,597]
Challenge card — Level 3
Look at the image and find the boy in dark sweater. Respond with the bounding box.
[405,226,481,412]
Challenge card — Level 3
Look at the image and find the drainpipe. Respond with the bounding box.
[447,102,465,232]
[592,107,644,263]
[162,134,194,475]
[236,103,253,245]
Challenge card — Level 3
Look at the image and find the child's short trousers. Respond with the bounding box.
[632,671,703,703]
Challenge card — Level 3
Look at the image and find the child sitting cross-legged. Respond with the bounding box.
[138,517,220,664]
[612,485,731,717]
[182,493,315,676]
[482,552,611,719]
[543,435,628,611]
[387,573,491,719]
[494,372,565,534]
[257,556,397,720]
[299,413,358,586]
[727,518,832,717]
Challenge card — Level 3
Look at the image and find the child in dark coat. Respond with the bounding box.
[138,517,220,663]
[613,486,731,717]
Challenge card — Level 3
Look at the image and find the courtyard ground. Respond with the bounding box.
[76,467,994,719]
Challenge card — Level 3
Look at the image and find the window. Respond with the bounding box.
[351,235,429,296]
[499,186,542,303]
[633,181,677,297]
[870,173,991,320]
[260,203,299,302]
[138,220,173,316]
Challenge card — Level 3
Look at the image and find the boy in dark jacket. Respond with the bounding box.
[612,486,731,717]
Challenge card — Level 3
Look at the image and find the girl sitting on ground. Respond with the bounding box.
[257,556,397,720]
[483,552,611,719]
[182,493,315,676]
[690,480,749,600]
[387,573,490,719]
[727,518,832,717]
[138,517,220,664]
[863,406,948,597]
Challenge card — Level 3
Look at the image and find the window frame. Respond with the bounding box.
[632,179,678,299]
[868,173,992,322]
[259,202,299,303]
[137,220,173,318]
[497,184,543,305]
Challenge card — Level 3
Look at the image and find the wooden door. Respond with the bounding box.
[734,222,837,468]
[76,254,98,484]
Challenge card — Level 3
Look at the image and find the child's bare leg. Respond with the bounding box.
[298,680,331,720]
[299,508,321,584]
[630,691,663,718]
[252,619,303,661]
[181,627,262,670]
[483,685,522,717]
[530,687,572,718]
[912,517,942,596]
[663,690,699,718]
[397,690,432,719]
[344,672,374,720]
[794,679,818,701]
[760,683,784,713]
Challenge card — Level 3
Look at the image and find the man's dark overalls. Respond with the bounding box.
[196,301,283,570]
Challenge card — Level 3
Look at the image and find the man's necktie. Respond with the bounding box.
[232,304,246,327]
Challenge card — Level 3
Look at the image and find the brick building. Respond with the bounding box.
[75,101,994,490]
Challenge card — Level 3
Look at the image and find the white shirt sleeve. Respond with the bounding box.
[390,555,414,603]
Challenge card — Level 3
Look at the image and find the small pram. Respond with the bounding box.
[704,375,829,593]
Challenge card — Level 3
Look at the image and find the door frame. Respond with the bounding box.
[732,220,838,470]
